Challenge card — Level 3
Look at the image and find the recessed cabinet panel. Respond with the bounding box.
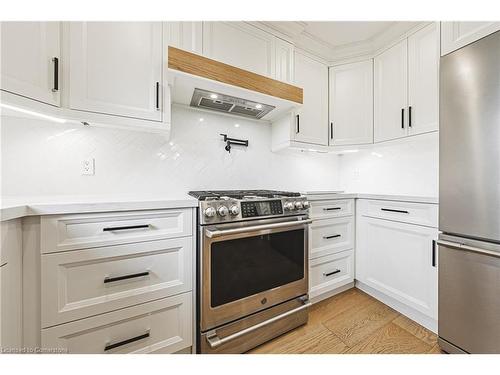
[203,22,275,78]
[441,22,500,56]
[42,293,192,354]
[275,38,295,83]
[356,216,438,320]
[165,21,202,54]
[408,23,439,136]
[310,217,354,259]
[309,250,354,300]
[41,237,192,327]
[69,22,162,121]
[329,60,373,146]
[293,51,329,145]
[374,39,408,143]
[1,22,61,106]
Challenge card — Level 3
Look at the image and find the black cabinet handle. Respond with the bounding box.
[155,82,160,110]
[432,240,437,267]
[52,57,59,92]
[330,122,333,139]
[408,106,412,127]
[323,269,341,277]
[104,271,150,284]
[104,331,150,351]
[381,208,409,214]
[296,114,300,133]
[323,234,341,239]
[401,108,405,129]
[323,207,341,211]
[103,224,150,232]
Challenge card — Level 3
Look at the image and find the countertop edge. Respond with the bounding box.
[1,198,198,222]
[306,193,439,205]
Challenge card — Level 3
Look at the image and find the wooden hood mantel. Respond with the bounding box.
[168,46,303,104]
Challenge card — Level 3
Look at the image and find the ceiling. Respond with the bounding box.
[302,22,398,47]
[258,21,422,62]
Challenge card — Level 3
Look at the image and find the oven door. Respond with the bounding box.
[200,216,310,331]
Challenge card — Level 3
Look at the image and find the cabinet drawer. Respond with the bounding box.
[41,237,192,327]
[357,199,438,228]
[41,209,193,253]
[309,217,354,259]
[309,199,353,219]
[42,292,192,354]
[309,250,354,299]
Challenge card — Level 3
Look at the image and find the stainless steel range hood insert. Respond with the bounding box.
[190,88,275,119]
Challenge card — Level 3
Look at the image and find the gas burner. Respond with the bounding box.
[188,190,302,201]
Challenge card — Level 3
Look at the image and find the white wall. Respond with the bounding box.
[1,106,341,198]
[337,132,439,197]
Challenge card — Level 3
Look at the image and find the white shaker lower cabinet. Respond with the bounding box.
[37,207,196,354]
[0,219,23,351]
[309,250,354,301]
[41,237,192,328]
[68,22,163,121]
[42,293,192,354]
[441,22,500,56]
[308,198,355,302]
[356,199,438,332]
[0,22,61,107]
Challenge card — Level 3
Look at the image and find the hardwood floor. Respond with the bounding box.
[249,288,443,354]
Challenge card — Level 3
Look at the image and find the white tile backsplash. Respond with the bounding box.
[337,132,439,197]
[1,106,341,197]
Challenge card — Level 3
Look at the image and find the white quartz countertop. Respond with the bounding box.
[305,192,438,204]
[1,192,438,222]
[1,194,198,221]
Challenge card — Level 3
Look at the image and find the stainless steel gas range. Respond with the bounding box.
[188,190,311,354]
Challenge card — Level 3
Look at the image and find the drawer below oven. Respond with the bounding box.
[309,250,354,300]
[200,296,309,354]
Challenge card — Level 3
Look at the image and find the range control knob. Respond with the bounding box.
[303,201,310,209]
[229,205,240,216]
[204,207,216,218]
[294,201,304,210]
[217,206,229,217]
[284,202,295,211]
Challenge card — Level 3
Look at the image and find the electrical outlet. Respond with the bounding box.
[82,158,95,175]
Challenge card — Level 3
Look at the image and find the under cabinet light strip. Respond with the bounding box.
[0,103,67,124]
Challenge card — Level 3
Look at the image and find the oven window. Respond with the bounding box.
[210,229,305,308]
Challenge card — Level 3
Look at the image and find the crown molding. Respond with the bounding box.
[251,21,432,65]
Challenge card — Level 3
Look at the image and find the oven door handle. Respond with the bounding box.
[205,219,312,238]
[205,299,311,349]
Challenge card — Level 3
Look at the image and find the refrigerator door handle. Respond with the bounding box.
[436,240,500,259]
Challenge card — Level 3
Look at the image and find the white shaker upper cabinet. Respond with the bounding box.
[274,38,295,84]
[1,22,61,106]
[408,23,439,136]
[165,22,202,54]
[203,22,275,78]
[68,22,163,121]
[441,22,500,56]
[293,51,329,146]
[329,60,373,146]
[374,39,408,143]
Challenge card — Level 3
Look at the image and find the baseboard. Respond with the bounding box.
[355,280,437,333]
[310,282,355,304]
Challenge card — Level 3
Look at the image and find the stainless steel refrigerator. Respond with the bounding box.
[438,30,500,354]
